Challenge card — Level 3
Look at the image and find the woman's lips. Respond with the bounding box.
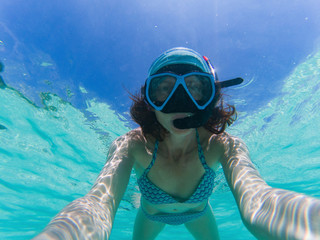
[171,113,194,121]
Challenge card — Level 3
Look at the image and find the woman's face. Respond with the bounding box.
[151,64,205,134]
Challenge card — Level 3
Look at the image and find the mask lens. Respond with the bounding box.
[185,74,213,106]
[148,75,177,107]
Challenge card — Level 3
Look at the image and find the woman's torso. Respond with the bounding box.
[131,127,224,215]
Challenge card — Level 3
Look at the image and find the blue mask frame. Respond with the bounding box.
[145,72,216,111]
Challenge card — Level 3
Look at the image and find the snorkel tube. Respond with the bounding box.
[173,56,243,129]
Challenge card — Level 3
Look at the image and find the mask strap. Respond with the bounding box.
[203,56,217,80]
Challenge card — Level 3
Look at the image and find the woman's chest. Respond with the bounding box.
[145,151,207,200]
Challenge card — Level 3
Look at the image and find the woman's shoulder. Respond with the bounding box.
[200,128,247,160]
[202,129,244,146]
[117,128,155,154]
[199,128,231,146]
[122,128,156,171]
[112,128,144,150]
[124,128,154,144]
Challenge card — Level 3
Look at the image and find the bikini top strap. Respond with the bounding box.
[196,130,210,170]
[144,140,159,174]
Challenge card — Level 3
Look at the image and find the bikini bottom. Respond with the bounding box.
[141,203,208,225]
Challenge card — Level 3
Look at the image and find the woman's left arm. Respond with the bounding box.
[219,135,320,240]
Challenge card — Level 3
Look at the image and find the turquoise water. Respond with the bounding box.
[0,49,320,239]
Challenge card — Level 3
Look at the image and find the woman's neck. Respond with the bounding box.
[161,128,198,158]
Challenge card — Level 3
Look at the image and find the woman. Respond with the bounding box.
[130,48,241,239]
[34,48,320,240]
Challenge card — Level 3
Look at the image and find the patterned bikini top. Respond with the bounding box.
[137,131,216,204]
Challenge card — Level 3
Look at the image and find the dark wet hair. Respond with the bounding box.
[130,64,237,141]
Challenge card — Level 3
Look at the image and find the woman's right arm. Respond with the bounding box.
[33,133,137,240]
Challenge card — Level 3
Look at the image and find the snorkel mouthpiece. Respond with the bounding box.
[173,106,213,129]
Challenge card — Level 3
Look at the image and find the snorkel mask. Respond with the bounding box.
[144,47,243,129]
